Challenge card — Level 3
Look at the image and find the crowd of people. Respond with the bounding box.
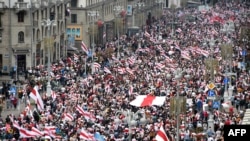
[0,1,250,141]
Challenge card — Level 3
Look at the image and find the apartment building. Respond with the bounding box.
[68,0,168,49]
[67,0,127,49]
[0,0,69,74]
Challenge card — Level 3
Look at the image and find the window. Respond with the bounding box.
[18,0,24,2]
[50,13,55,20]
[71,14,77,23]
[71,0,77,7]
[17,11,24,22]
[0,15,2,27]
[18,31,24,43]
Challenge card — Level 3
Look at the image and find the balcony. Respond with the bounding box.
[56,0,63,5]
[58,14,62,20]
[41,1,49,8]
[0,2,6,13]
[33,20,38,28]
[15,2,28,9]
[15,2,28,13]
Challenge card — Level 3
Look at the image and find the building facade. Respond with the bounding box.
[68,0,168,50]
[67,0,128,49]
[0,0,69,74]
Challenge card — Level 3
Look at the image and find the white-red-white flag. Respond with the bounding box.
[104,67,112,74]
[29,86,38,102]
[19,128,37,138]
[81,41,88,54]
[176,28,182,33]
[79,129,95,140]
[29,86,44,111]
[155,125,169,141]
[103,32,106,38]
[144,31,150,38]
[129,85,133,95]
[76,105,96,121]
[63,113,74,121]
[31,127,44,137]
[94,62,101,69]
[129,95,166,107]
[51,90,57,101]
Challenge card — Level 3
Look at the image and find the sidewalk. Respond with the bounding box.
[0,75,12,84]
[0,75,25,84]
[1,100,26,119]
[0,75,26,119]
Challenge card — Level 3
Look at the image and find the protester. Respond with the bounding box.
[0,1,250,141]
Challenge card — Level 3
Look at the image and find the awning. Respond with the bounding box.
[67,46,79,52]
[12,48,30,54]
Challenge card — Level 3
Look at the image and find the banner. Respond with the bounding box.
[127,5,132,16]
[67,25,82,41]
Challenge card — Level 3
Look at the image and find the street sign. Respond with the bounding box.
[213,101,220,109]
[208,90,215,97]
[208,83,215,90]
[9,86,16,95]
[223,77,229,84]
[242,49,247,56]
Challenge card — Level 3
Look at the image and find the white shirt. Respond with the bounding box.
[208,137,214,141]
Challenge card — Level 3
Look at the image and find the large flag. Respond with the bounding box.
[29,86,44,111]
[19,128,36,138]
[155,125,169,141]
[76,105,96,121]
[79,129,95,140]
[144,31,150,38]
[63,113,74,121]
[81,41,88,53]
[129,95,166,107]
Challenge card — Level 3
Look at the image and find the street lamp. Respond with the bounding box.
[114,109,148,141]
[131,2,145,27]
[242,37,247,70]
[207,112,214,132]
[204,37,218,83]
[155,0,163,17]
[221,43,233,99]
[113,6,123,59]
[88,11,99,74]
[41,19,56,96]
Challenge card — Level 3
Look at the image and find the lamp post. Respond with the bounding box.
[41,19,56,96]
[167,68,190,141]
[242,37,247,70]
[155,0,163,17]
[169,4,177,38]
[88,11,99,74]
[113,6,123,59]
[132,2,145,27]
[207,112,214,132]
[114,109,148,141]
[221,43,233,100]
[137,2,145,27]
[204,37,218,83]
